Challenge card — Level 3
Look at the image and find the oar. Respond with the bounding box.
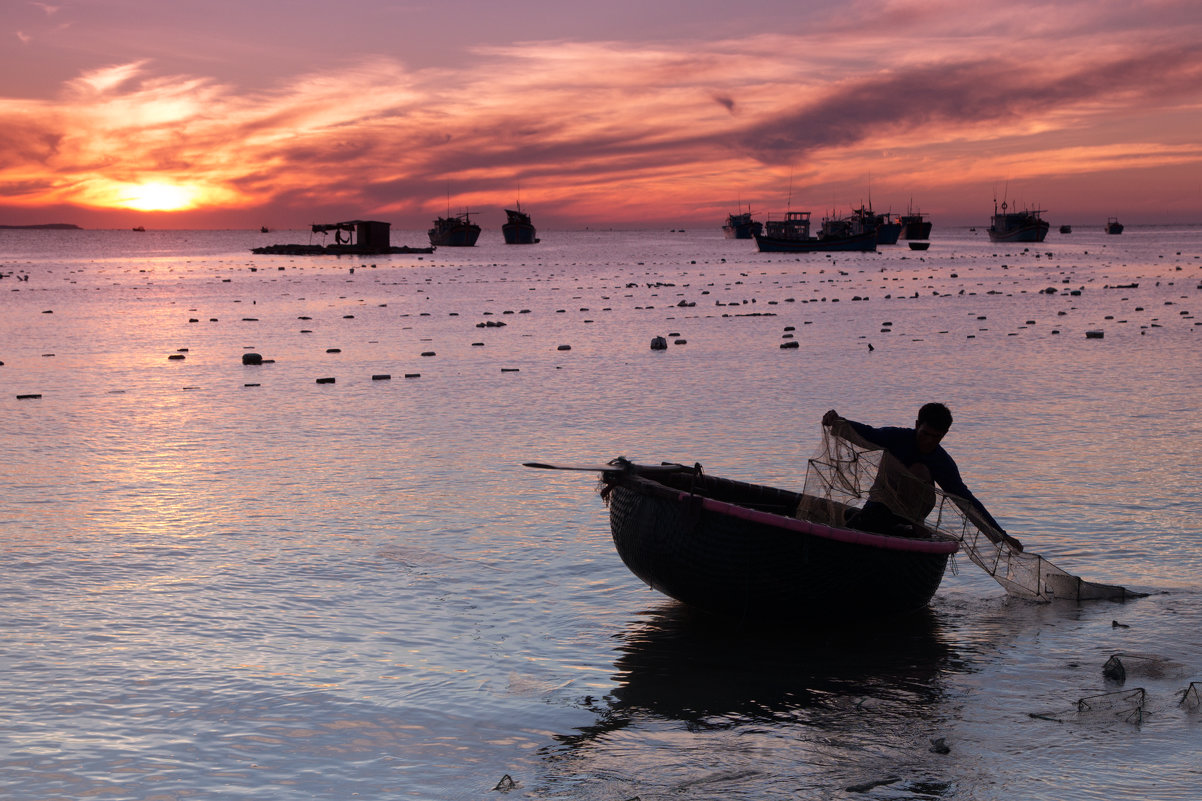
[522,461,623,472]
[522,461,694,473]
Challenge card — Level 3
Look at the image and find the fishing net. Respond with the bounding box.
[1030,688,1148,725]
[1179,682,1202,712]
[797,425,1140,602]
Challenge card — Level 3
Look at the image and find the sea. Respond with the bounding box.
[2,223,1200,800]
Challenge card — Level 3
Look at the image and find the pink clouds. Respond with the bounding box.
[1,1,1201,228]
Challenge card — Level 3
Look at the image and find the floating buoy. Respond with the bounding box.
[168,354,185,360]
[1086,330,1105,339]
[242,353,263,365]
[316,377,335,384]
[557,344,571,351]
[372,374,391,381]
[326,348,341,353]
[650,336,668,350]
[780,341,800,349]
[405,373,421,378]
[16,394,42,400]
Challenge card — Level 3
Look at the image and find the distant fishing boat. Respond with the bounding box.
[428,211,481,247]
[853,205,901,245]
[1105,217,1124,235]
[502,205,539,244]
[1059,225,1072,234]
[260,225,270,233]
[987,200,1049,243]
[898,203,932,240]
[754,211,877,253]
[132,226,145,232]
[722,207,763,239]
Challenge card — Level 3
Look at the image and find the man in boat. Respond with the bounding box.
[822,404,1023,552]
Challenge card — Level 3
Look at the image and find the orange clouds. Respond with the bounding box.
[2,5,1202,228]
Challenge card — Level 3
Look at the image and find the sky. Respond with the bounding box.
[2,0,1202,230]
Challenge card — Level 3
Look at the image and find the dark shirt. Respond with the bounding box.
[843,419,1007,534]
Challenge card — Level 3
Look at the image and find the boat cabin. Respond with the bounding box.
[312,220,391,249]
[763,211,812,240]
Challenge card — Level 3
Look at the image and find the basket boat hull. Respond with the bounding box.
[603,465,956,621]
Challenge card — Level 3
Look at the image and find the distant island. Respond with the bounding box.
[0,223,83,229]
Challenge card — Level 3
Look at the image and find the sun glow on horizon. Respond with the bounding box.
[2,1,1201,228]
[114,182,200,212]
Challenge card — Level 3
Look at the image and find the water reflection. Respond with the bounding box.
[653,604,949,706]
[554,601,962,743]
[534,604,973,798]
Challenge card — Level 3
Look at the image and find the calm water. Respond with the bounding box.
[2,224,1201,800]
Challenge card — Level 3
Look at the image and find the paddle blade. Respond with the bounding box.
[522,461,619,472]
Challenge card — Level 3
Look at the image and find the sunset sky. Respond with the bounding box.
[3,0,1202,230]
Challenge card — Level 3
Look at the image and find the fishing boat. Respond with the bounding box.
[754,211,877,253]
[1059,225,1072,234]
[593,459,957,620]
[722,208,763,239]
[1105,217,1124,235]
[526,425,1144,620]
[987,200,1050,243]
[428,211,481,247]
[898,204,932,240]
[502,205,539,244]
[853,206,902,245]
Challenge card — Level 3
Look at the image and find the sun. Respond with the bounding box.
[117,182,199,211]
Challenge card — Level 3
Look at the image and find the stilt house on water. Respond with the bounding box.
[252,220,434,255]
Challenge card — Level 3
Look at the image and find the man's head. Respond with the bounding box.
[915,402,953,454]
